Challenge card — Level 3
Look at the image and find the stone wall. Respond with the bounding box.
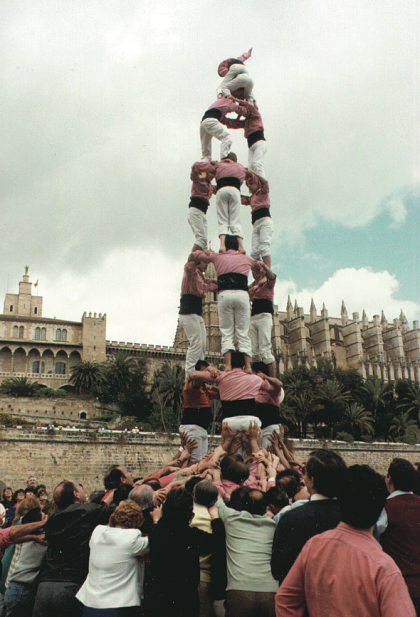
[0,396,106,423]
[1,429,419,497]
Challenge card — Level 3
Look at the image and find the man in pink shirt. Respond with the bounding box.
[275,464,416,617]
[223,99,267,178]
[197,155,247,253]
[217,48,255,103]
[249,261,276,374]
[192,236,257,372]
[188,161,216,252]
[242,171,273,266]
[200,98,248,162]
[179,260,218,379]
[253,362,284,448]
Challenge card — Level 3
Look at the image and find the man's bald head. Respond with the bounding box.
[54,479,86,510]
[129,484,154,510]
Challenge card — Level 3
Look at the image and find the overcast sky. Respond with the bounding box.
[1,0,419,345]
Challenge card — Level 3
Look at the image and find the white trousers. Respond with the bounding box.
[178,313,207,378]
[248,140,268,179]
[218,290,251,356]
[188,207,208,249]
[216,186,243,238]
[223,415,261,432]
[218,64,255,101]
[249,312,275,364]
[200,118,232,161]
[251,216,274,260]
[261,423,281,450]
[179,423,208,463]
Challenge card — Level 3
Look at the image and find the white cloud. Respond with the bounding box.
[275,267,420,326]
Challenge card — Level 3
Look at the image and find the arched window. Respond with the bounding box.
[35,327,41,340]
[55,362,66,374]
[13,325,18,337]
[62,329,67,342]
[18,326,24,338]
[56,329,61,341]
[32,361,40,373]
[41,328,46,340]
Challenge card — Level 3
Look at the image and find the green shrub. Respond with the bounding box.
[336,431,354,443]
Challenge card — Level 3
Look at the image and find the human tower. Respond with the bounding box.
[178,49,284,463]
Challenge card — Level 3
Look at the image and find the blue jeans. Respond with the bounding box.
[4,581,37,617]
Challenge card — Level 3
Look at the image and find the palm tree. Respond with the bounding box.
[152,363,185,425]
[341,403,374,440]
[69,361,106,394]
[284,391,322,438]
[0,376,41,397]
[397,383,420,421]
[314,379,351,437]
[360,379,390,421]
[389,411,418,444]
[104,352,138,393]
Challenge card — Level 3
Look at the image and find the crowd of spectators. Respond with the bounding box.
[1,426,420,617]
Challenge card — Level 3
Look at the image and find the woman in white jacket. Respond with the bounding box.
[76,500,149,616]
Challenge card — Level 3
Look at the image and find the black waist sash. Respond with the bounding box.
[189,196,209,214]
[179,294,203,316]
[255,403,280,429]
[218,272,248,292]
[216,177,241,191]
[202,108,222,122]
[247,130,265,148]
[222,399,256,419]
[181,407,212,430]
[252,298,274,316]
[252,207,271,224]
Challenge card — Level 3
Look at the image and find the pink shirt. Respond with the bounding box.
[223,100,264,138]
[275,522,416,617]
[194,250,255,277]
[190,162,216,203]
[249,274,276,303]
[256,386,283,406]
[213,160,247,184]
[218,51,251,77]
[241,174,270,211]
[206,98,248,122]
[183,381,219,408]
[209,368,270,401]
[0,527,12,549]
[181,262,217,298]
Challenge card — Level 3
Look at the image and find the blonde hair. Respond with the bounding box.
[109,500,143,529]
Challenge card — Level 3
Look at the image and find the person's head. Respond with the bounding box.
[129,484,155,510]
[225,235,239,251]
[252,361,268,376]
[89,489,106,504]
[197,261,208,274]
[54,479,85,510]
[26,476,36,488]
[17,495,41,519]
[276,469,300,499]
[304,449,347,498]
[193,480,219,508]
[162,487,194,527]
[338,465,388,529]
[3,487,12,501]
[231,351,245,369]
[142,478,162,491]
[229,486,251,511]
[228,58,245,69]
[220,454,250,485]
[222,152,237,163]
[104,465,133,490]
[184,476,203,496]
[113,484,133,505]
[109,500,144,529]
[414,462,420,471]
[21,503,43,524]
[245,173,259,195]
[24,487,34,498]
[265,486,289,515]
[42,501,57,516]
[13,489,25,504]
[194,359,209,372]
[387,458,417,493]
[36,488,48,504]
[241,489,267,516]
